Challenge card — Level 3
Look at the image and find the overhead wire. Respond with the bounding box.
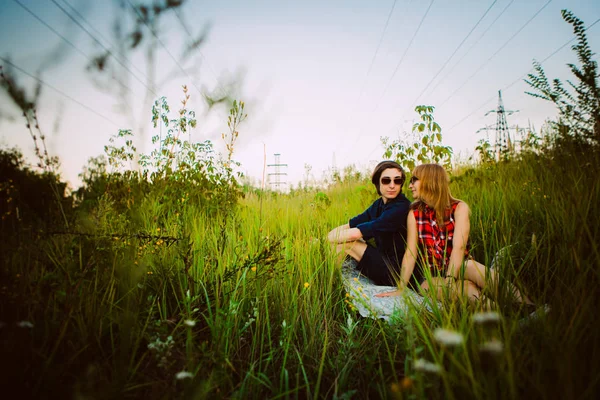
[0,56,121,128]
[445,16,600,134]
[353,0,399,111]
[423,0,515,101]
[10,0,138,96]
[339,0,435,160]
[377,0,435,104]
[53,0,152,88]
[124,0,204,98]
[438,0,553,108]
[334,0,400,161]
[11,0,96,66]
[367,5,596,162]
[409,0,498,108]
[171,7,221,89]
[58,0,115,48]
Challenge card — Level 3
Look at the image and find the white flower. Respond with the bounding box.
[414,358,442,374]
[17,321,34,328]
[433,328,464,347]
[480,339,504,354]
[184,320,196,327]
[472,311,501,325]
[175,371,194,380]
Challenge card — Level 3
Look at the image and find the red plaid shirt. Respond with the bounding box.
[413,201,469,274]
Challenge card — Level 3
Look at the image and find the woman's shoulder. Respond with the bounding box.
[452,200,470,214]
[410,200,427,212]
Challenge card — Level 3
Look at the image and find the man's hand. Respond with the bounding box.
[327,225,362,244]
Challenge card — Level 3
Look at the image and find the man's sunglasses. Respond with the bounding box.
[409,176,419,184]
[381,177,403,185]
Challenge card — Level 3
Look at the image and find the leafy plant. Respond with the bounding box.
[475,138,494,164]
[383,105,453,172]
[525,10,600,144]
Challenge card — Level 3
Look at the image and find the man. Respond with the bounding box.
[327,160,411,286]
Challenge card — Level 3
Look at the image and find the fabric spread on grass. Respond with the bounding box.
[341,258,435,321]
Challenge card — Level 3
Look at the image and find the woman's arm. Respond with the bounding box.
[375,212,418,297]
[446,201,470,279]
[327,224,363,244]
[399,211,418,286]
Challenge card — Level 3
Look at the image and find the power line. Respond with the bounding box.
[438,0,553,108]
[54,0,153,88]
[424,0,515,100]
[339,0,435,160]
[171,7,221,87]
[353,0,399,110]
[410,0,498,108]
[445,16,600,133]
[10,0,137,96]
[125,0,204,99]
[0,57,121,128]
[59,0,115,48]
[11,0,92,64]
[377,0,435,104]
[170,6,234,104]
[335,0,401,161]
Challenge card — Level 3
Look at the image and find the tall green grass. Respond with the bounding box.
[1,142,599,399]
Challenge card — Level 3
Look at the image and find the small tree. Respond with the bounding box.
[383,105,453,172]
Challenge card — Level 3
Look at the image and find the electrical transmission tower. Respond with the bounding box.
[478,90,519,161]
[267,153,288,190]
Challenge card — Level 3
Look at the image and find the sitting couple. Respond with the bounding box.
[327,160,533,305]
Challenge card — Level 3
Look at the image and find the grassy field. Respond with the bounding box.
[1,131,599,399]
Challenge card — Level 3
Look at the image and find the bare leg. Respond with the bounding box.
[422,277,483,303]
[334,240,368,263]
[463,259,533,304]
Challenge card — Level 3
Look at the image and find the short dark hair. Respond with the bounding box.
[371,160,405,196]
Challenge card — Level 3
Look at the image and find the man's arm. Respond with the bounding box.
[327,224,363,244]
[354,200,409,238]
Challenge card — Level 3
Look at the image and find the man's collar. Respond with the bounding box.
[381,193,406,205]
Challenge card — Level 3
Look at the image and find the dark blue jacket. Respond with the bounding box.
[349,194,410,267]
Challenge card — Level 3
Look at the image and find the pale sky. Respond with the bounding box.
[1,0,599,188]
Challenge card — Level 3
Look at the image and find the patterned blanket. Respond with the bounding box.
[341,258,435,322]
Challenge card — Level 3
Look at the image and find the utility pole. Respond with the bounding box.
[267,153,288,190]
[480,90,519,161]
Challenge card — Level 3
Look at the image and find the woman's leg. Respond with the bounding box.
[463,259,533,304]
[421,277,482,303]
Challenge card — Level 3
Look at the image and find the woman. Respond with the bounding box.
[377,163,532,305]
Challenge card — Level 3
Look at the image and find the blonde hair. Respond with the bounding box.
[411,163,458,226]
